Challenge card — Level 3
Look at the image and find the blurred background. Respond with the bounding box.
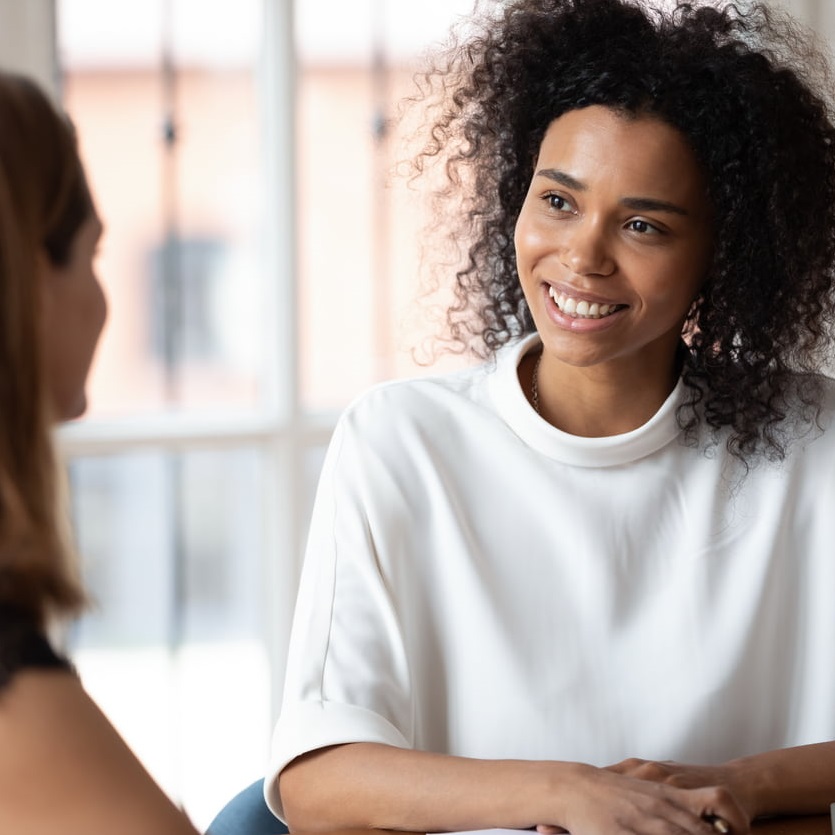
[0,0,830,829]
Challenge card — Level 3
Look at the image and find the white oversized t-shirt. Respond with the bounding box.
[267,334,835,815]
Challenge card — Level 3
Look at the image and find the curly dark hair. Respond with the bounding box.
[413,0,835,461]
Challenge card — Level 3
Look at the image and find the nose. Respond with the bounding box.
[560,218,615,277]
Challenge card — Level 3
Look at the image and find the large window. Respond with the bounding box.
[296,0,475,409]
[56,0,472,827]
[58,1,293,826]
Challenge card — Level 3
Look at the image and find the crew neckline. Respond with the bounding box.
[487,334,685,467]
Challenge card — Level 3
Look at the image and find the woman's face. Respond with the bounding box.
[514,105,713,380]
[40,211,107,421]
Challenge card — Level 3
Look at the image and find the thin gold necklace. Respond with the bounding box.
[531,352,542,414]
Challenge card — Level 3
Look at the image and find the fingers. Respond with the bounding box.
[541,765,750,835]
[695,785,750,835]
[614,776,748,835]
[607,758,683,783]
[608,757,648,775]
[703,814,731,834]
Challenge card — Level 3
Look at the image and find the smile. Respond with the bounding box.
[548,286,624,319]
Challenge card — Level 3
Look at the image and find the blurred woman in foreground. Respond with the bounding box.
[0,70,198,835]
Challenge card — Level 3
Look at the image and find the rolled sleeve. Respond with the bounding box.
[265,405,416,820]
[265,700,410,817]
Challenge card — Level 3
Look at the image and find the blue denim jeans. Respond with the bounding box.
[205,779,287,835]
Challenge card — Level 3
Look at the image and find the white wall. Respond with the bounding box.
[772,0,835,48]
[0,0,831,110]
[0,0,57,97]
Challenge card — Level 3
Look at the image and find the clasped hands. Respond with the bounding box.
[535,757,751,835]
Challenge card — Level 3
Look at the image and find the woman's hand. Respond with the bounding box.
[605,757,755,820]
[535,763,749,835]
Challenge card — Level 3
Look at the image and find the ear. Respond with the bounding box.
[35,248,57,282]
[36,243,70,278]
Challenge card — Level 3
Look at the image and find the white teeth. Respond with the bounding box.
[547,286,620,319]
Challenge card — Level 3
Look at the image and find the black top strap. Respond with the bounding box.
[0,606,72,690]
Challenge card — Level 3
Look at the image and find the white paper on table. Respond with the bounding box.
[428,830,529,835]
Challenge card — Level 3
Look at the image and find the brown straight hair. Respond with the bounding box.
[0,72,93,625]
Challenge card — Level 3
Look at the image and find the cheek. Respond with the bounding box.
[640,252,707,306]
[514,210,551,270]
[513,212,528,262]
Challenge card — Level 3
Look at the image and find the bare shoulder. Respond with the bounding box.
[0,668,199,835]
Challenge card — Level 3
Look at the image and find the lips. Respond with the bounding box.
[547,285,626,319]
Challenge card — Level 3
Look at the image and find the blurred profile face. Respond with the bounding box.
[40,211,107,421]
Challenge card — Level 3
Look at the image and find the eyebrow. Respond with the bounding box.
[535,168,689,216]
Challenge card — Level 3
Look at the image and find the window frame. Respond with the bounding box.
[53,0,337,729]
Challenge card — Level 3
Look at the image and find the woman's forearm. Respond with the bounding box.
[726,741,835,818]
[278,742,750,835]
[279,742,571,833]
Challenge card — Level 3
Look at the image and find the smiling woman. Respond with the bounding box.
[267,2,835,835]
[413,0,835,462]
[514,107,714,435]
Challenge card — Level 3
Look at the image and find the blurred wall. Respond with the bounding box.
[0,0,832,104]
[771,0,835,47]
[0,0,56,96]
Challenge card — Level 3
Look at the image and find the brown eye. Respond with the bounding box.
[546,194,571,212]
[627,219,659,235]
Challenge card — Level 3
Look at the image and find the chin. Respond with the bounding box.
[59,392,89,422]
